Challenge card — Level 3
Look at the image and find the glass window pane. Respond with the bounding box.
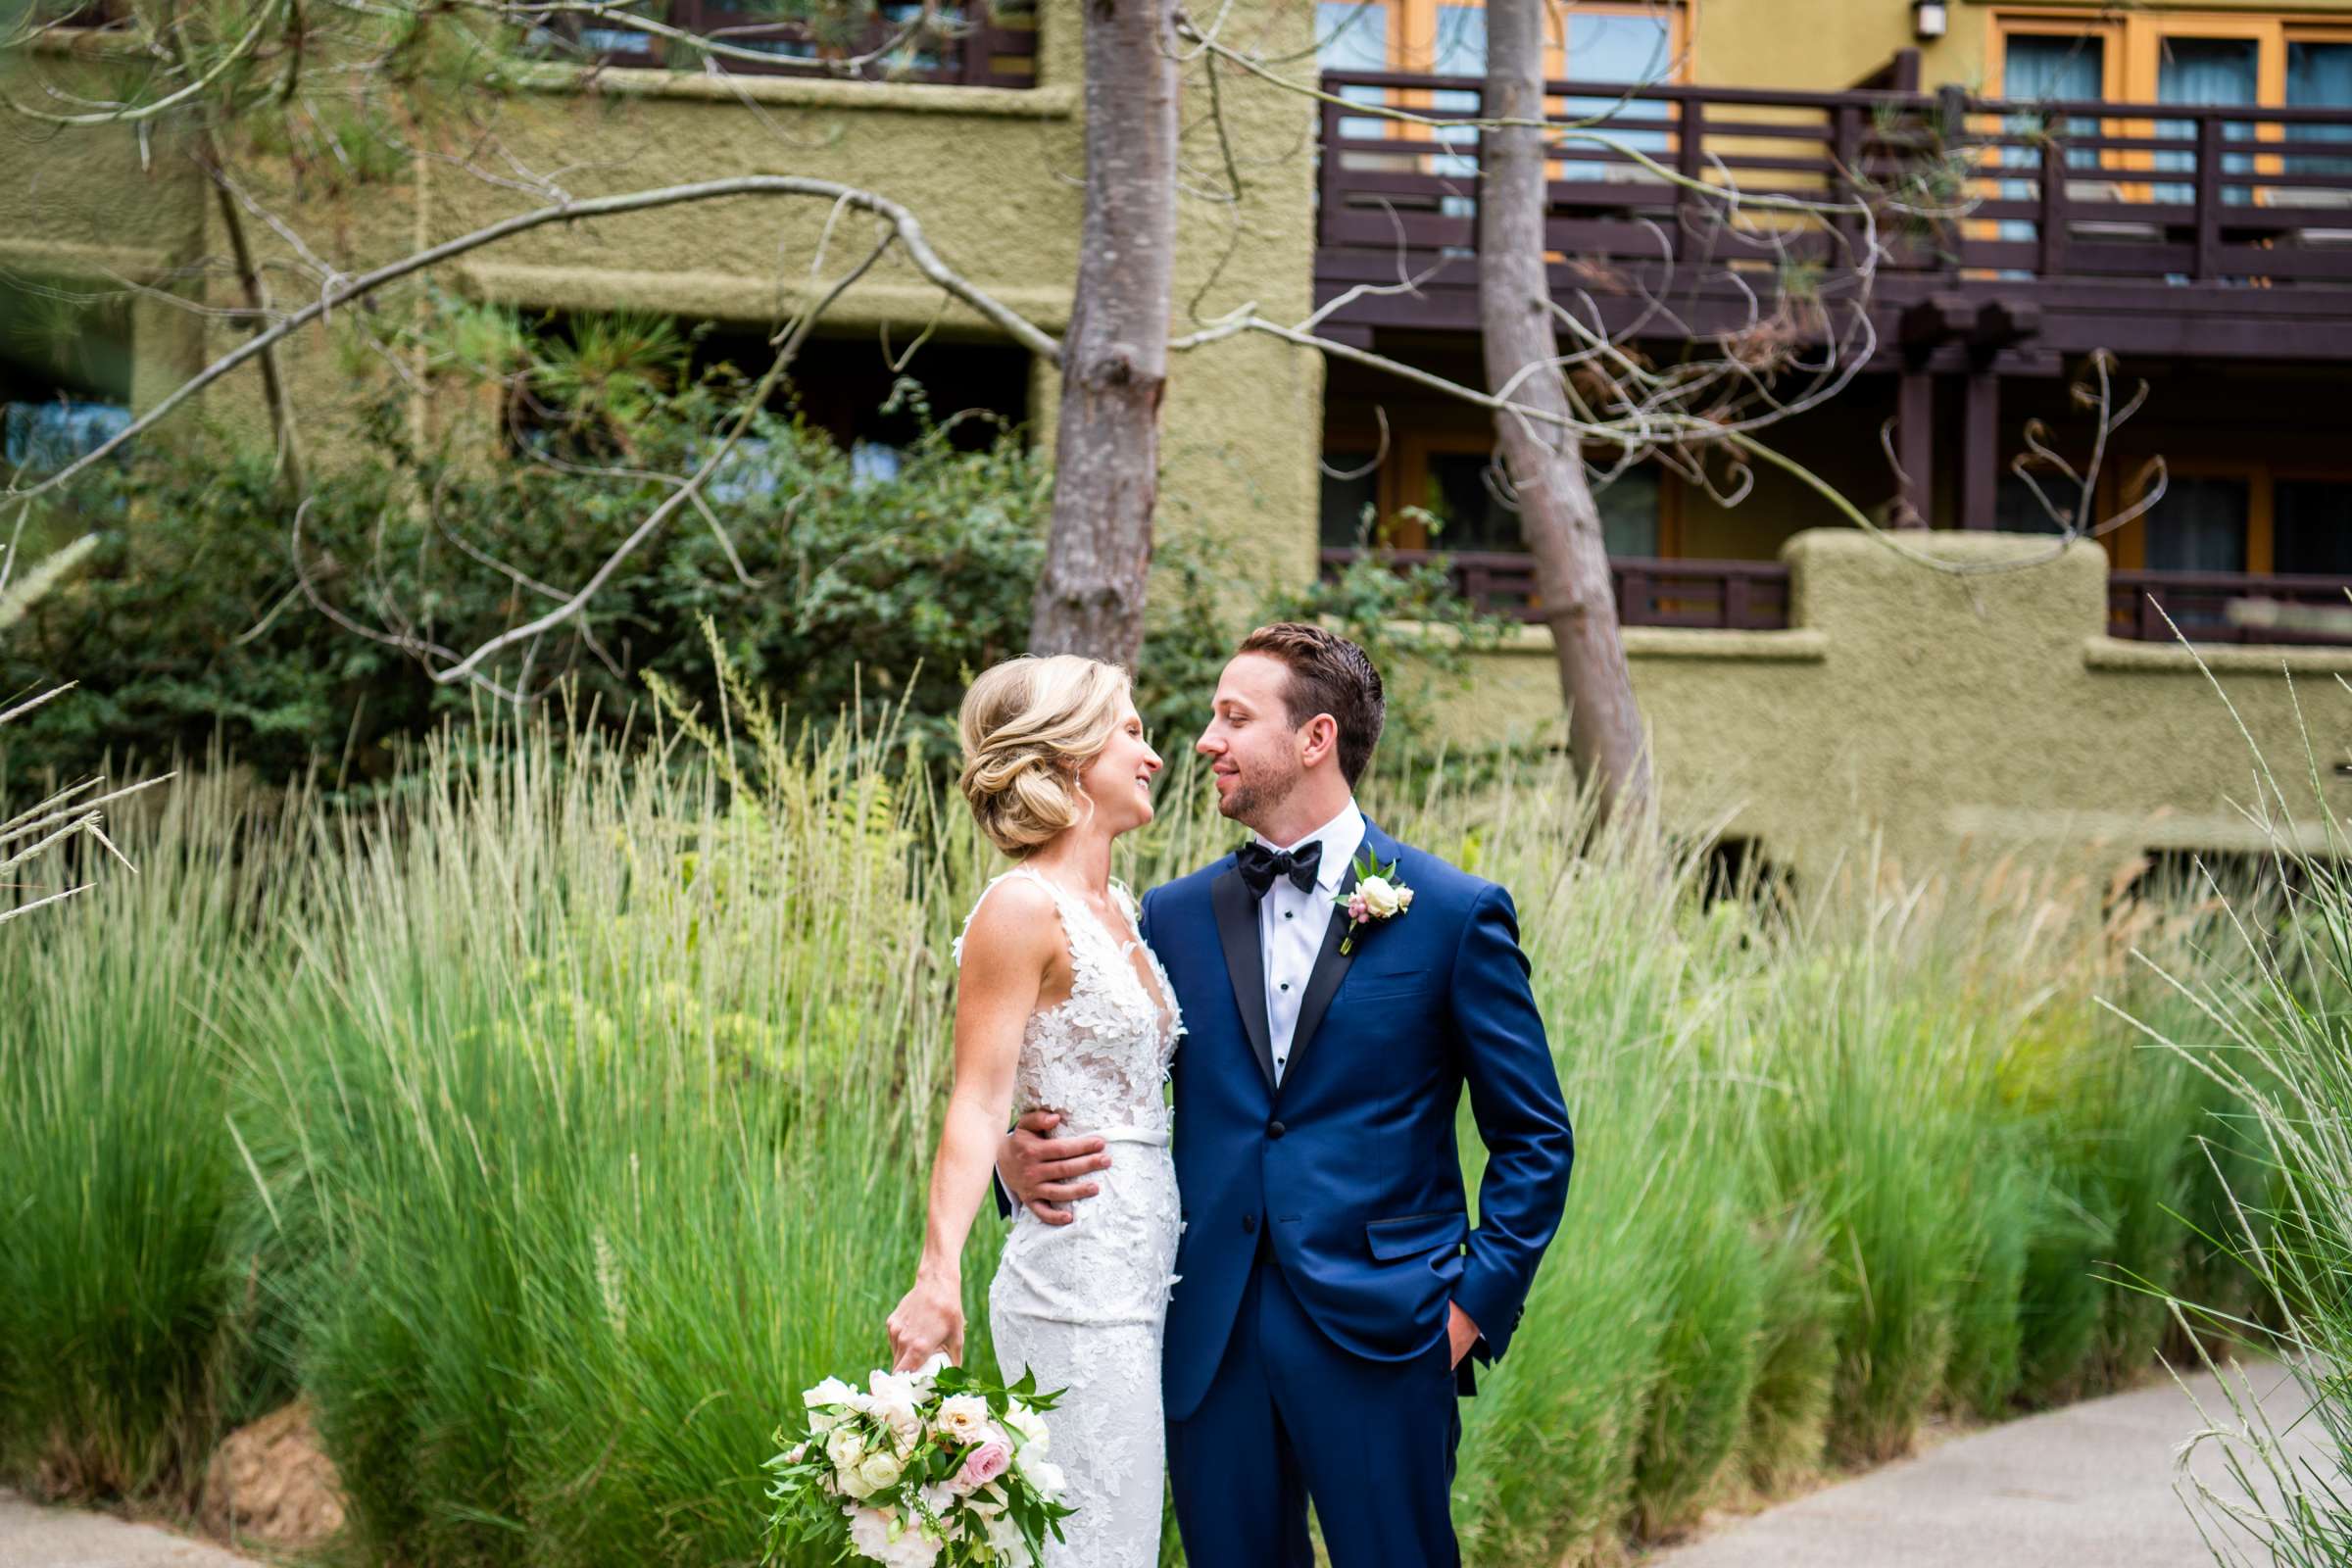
[2155,38,2259,205]
[2,400,132,471]
[2275,479,2352,576]
[1999,36,2109,256]
[1320,452,1379,548]
[1597,466,1660,556]
[1429,3,1484,82]
[1559,13,1673,179]
[2286,42,2352,177]
[1316,2,1390,141]
[1427,5,1483,228]
[1995,471,2070,534]
[2144,474,2250,573]
[1568,13,1670,82]
[1424,451,1521,551]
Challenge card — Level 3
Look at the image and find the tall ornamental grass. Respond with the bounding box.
[0,761,302,1501]
[0,687,2268,1566]
[2123,717,2352,1568]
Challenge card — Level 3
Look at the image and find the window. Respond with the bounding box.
[1319,451,1380,548]
[2275,478,2352,575]
[541,0,1038,85]
[1,276,132,474]
[2144,474,2251,573]
[1321,425,1674,559]
[1995,469,2071,534]
[2112,461,2352,577]
[2153,36,2261,206]
[1316,3,1393,142]
[2285,41,2352,178]
[1990,11,2352,131]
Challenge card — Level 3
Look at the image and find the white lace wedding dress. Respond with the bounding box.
[954,868,1184,1568]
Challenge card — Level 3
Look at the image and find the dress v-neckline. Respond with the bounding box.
[1020,868,1177,1039]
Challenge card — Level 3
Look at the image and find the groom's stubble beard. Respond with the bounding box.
[1218,750,1302,837]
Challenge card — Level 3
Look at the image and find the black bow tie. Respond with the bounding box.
[1238,840,1322,898]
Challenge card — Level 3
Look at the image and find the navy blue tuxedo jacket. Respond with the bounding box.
[1141,819,1574,1424]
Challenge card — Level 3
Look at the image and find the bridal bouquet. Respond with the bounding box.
[762,1355,1074,1568]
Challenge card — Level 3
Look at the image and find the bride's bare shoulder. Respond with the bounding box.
[954,872,1064,981]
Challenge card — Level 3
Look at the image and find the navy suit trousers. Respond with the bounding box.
[1165,1242,1463,1568]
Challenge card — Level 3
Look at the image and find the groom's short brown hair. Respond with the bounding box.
[1238,622,1386,785]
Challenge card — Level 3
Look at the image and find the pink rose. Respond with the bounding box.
[951,1436,1011,1494]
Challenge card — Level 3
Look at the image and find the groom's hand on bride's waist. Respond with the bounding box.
[1000,1110,1112,1226]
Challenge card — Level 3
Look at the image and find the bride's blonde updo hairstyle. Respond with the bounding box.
[958,654,1133,857]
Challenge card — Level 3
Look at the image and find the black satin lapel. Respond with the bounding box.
[1210,868,1278,1092]
[1281,854,1362,1094]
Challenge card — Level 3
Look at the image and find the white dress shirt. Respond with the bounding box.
[1254,798,1366,1084]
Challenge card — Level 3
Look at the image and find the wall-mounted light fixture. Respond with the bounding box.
[1913,0,1948,40]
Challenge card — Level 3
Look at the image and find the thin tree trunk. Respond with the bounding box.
[199,144,308,500]
[1026,0,1178,666]
[1478,0,1650,819]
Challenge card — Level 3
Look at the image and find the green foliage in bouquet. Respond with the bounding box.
[764,1362,1073,1568]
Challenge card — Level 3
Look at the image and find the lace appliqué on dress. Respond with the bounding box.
[954,868,1185,1568]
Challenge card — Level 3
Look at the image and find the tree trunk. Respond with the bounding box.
[1478,0,1651,819]
[1026,0,1178,666]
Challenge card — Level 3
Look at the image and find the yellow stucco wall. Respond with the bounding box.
[1,0,1325,594]
[1451,528,2352,886]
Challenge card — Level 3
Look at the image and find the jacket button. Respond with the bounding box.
[1267,1120,1287,1139]
[1243,1213,1259,1234]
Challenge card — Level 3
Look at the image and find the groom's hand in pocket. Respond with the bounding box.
[1446,1301,1482,1370]
[1000,1110,1110,1226]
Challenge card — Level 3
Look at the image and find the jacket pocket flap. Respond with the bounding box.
[1365,1209,1469,1261]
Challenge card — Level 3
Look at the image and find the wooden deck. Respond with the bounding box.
[1314,70,2352,365]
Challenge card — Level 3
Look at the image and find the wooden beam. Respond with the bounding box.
[1960,369,2000,531]
[1897,370,1934,530]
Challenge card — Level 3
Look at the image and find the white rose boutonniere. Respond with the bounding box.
[1334,852,1414,955]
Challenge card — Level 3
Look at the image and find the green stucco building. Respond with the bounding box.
[9,0,2352,889]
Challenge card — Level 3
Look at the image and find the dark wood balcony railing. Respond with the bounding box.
[1321,548,1792,631]
[1314,70,2352,355]
[549,2,1036,84]
[2110,569,2352,646]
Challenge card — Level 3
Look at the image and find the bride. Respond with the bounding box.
[886,654,1184,1568]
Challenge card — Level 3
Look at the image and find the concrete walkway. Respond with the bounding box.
[1648,1360,2324,1568]
[0,1364,2325,1568]
[0,1493,257,1568]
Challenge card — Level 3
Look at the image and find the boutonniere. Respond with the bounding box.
[1334,851,1413,956]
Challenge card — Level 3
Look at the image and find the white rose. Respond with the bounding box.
[858,1449,905,1494]
[912,1350,953,1386]
[1024,1459,1067,1498]
[826,1426,868,1474]
[1001,1401,1050,1454]
[983,1509,1025,1554]
[1358,876,1402,918]
[1396,884,1414,910]
[935,1395,991,1446]
[865,1371,923,1453]
[806,1375,858,1411]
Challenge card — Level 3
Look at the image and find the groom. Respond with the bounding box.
[1000,623,1575,1567]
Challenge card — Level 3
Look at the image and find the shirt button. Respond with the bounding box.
[1279,982,1290,992]
[1285,911,1294,919]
